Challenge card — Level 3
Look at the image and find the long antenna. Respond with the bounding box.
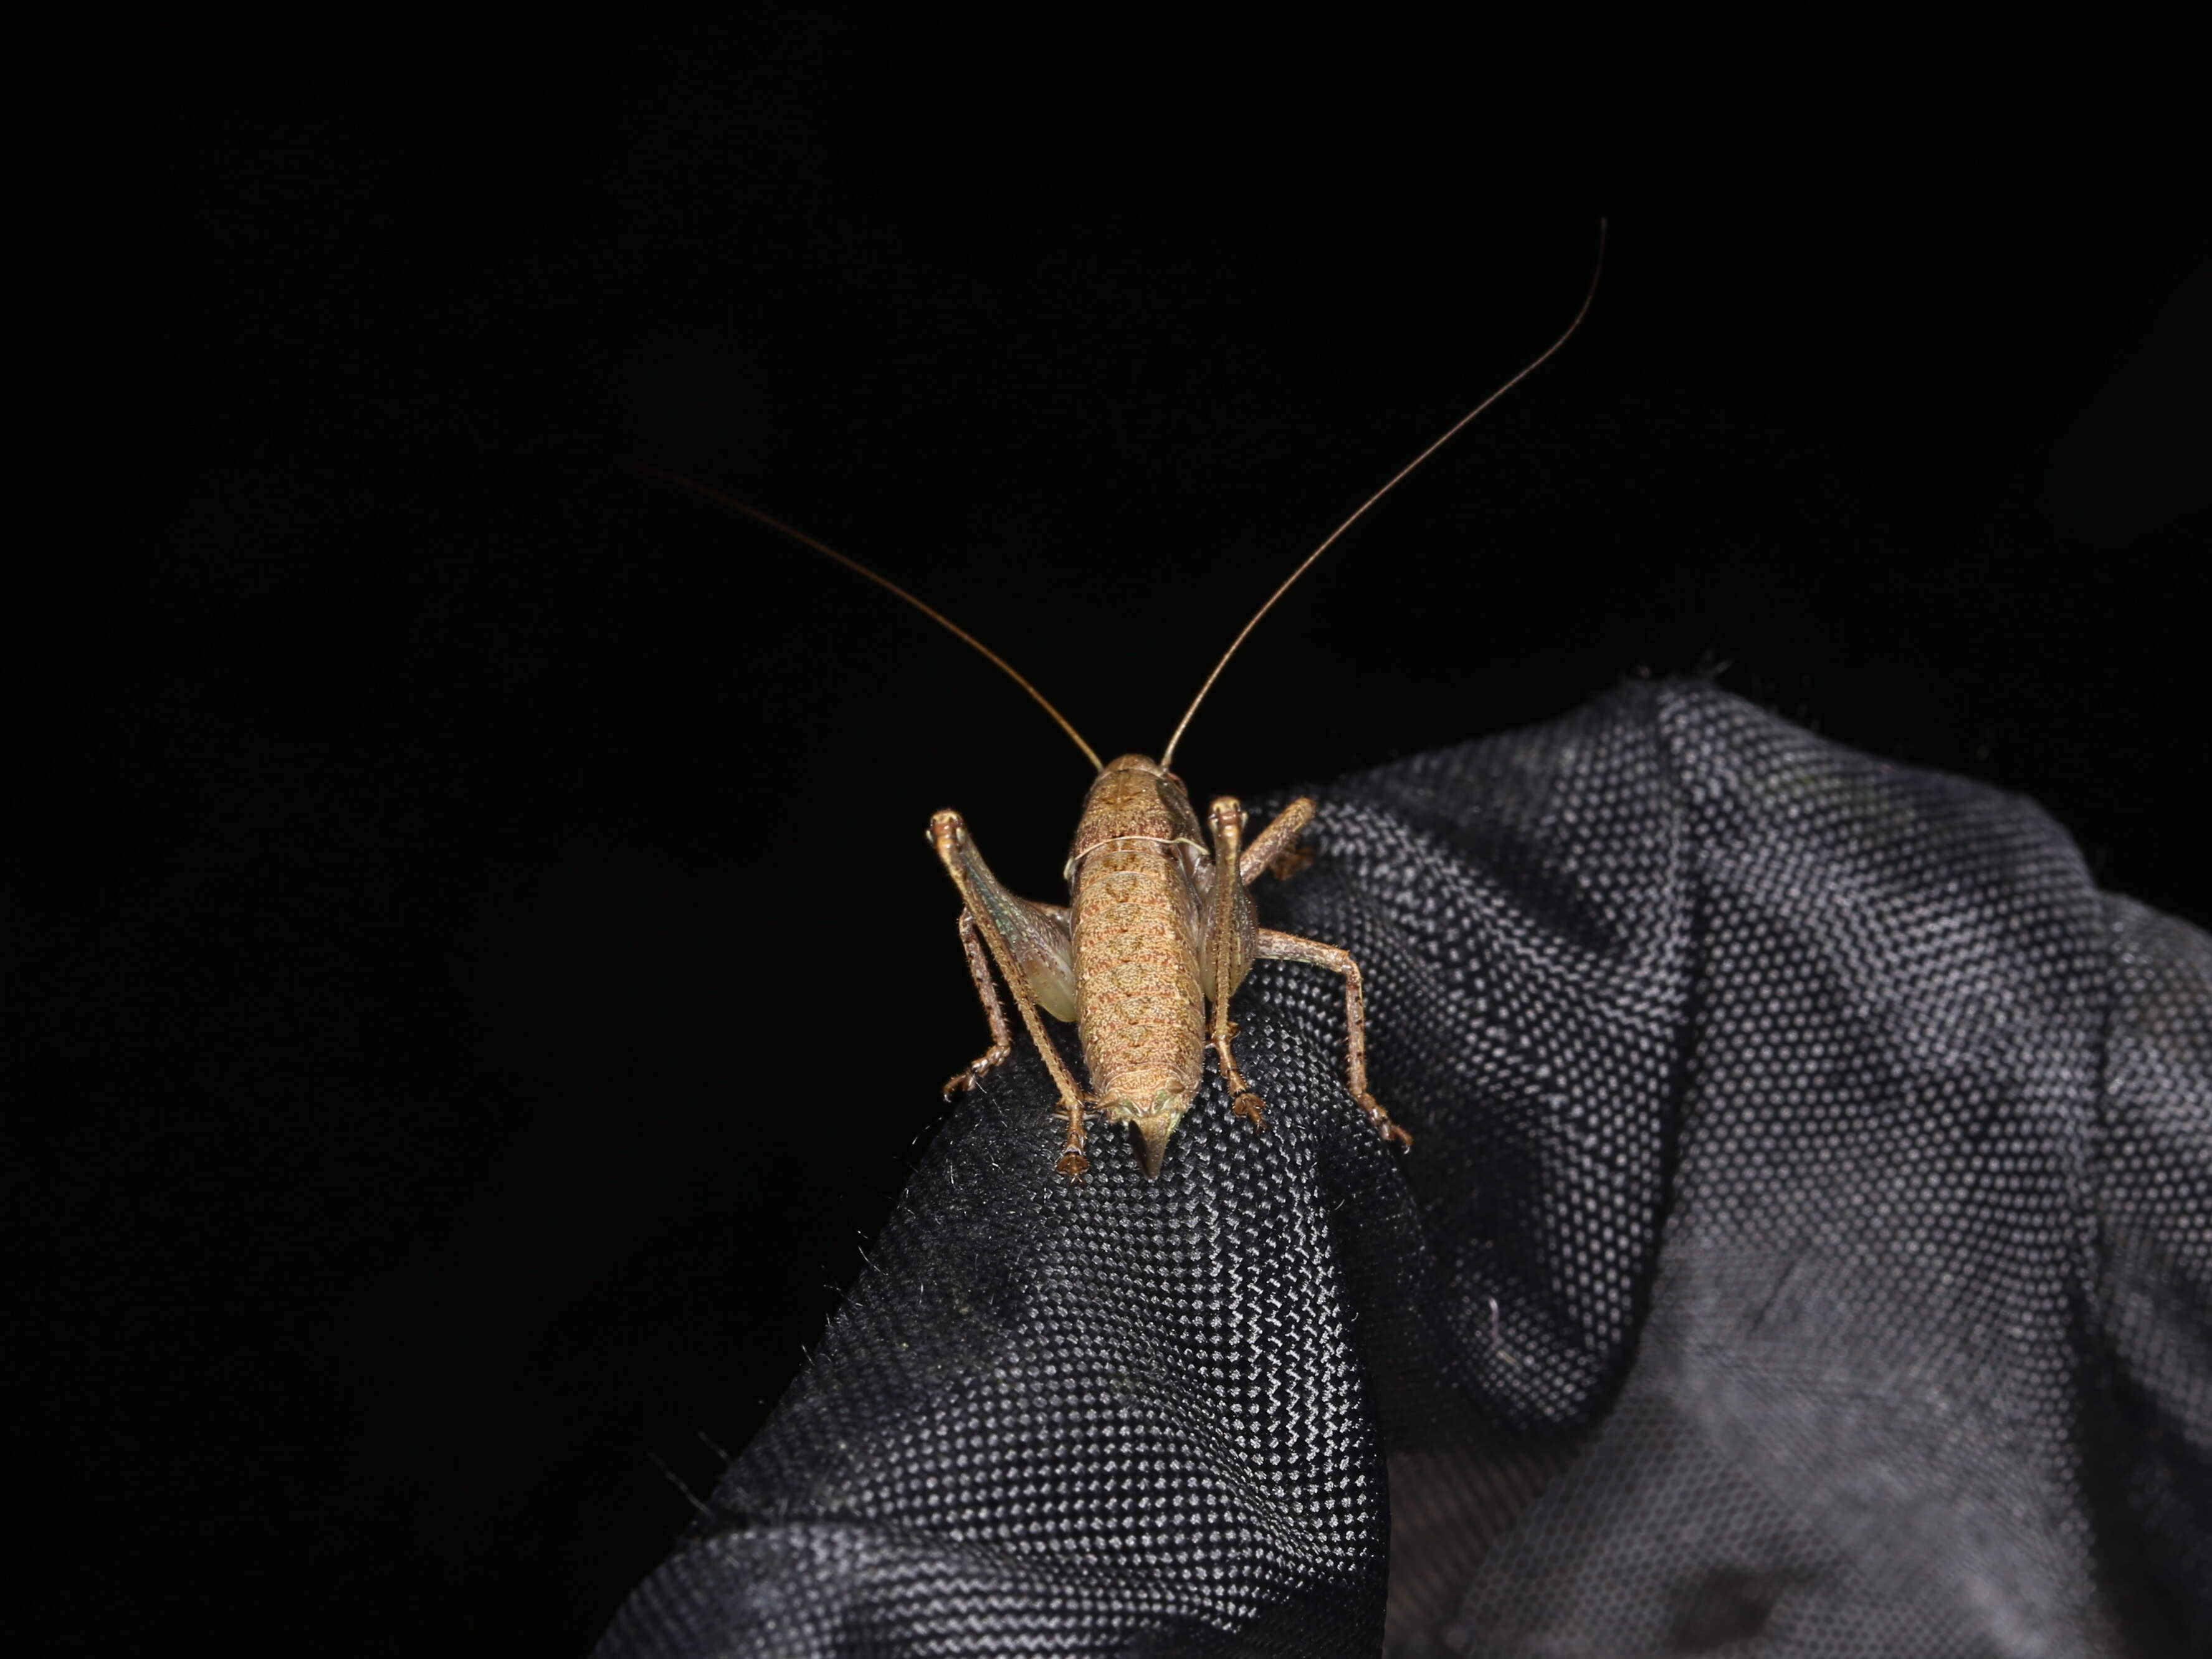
[1160,222,1609,769]
[627,462,1104,773]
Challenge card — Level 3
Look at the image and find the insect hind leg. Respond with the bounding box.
[944,907,1093,1177]
[1204,798,1269,1132]
[932,810,1095,1179]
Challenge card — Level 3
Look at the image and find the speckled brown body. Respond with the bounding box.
[1067,757,1216,1155]
[932,751,1406,1179]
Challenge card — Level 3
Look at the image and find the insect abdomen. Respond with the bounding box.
[1070,843,1206,1125]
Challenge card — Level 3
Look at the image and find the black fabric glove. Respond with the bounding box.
[594,681,2212,1657]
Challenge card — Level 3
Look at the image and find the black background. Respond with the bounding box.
[14,11,2207,1653]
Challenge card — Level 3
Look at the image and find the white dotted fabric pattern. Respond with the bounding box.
[594,682,2211,1657]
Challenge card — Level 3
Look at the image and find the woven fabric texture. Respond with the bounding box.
[595,681,2211,1657]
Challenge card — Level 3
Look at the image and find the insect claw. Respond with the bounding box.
[1356,1092,1413,1148]
[1055,1149,1090,1182]
[945,1049,1015,1099]
[1231,1091,1267,1131]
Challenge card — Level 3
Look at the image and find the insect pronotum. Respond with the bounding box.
[636,230,1603,1180]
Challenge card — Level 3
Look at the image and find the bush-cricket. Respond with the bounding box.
[634,233,1602,1180]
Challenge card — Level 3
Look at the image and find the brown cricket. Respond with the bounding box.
[635,234,1601,1180]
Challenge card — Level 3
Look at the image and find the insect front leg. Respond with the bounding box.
[1253,927,1413,1149]
[1238,796,1317,885]
[928,811,1095,1178]
[1203,798,1267,1129]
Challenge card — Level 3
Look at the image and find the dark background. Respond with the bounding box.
[12,11,2206,1653]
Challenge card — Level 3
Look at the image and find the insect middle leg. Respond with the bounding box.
[943,911,1017,1099]
[1254,926,1413,1147]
